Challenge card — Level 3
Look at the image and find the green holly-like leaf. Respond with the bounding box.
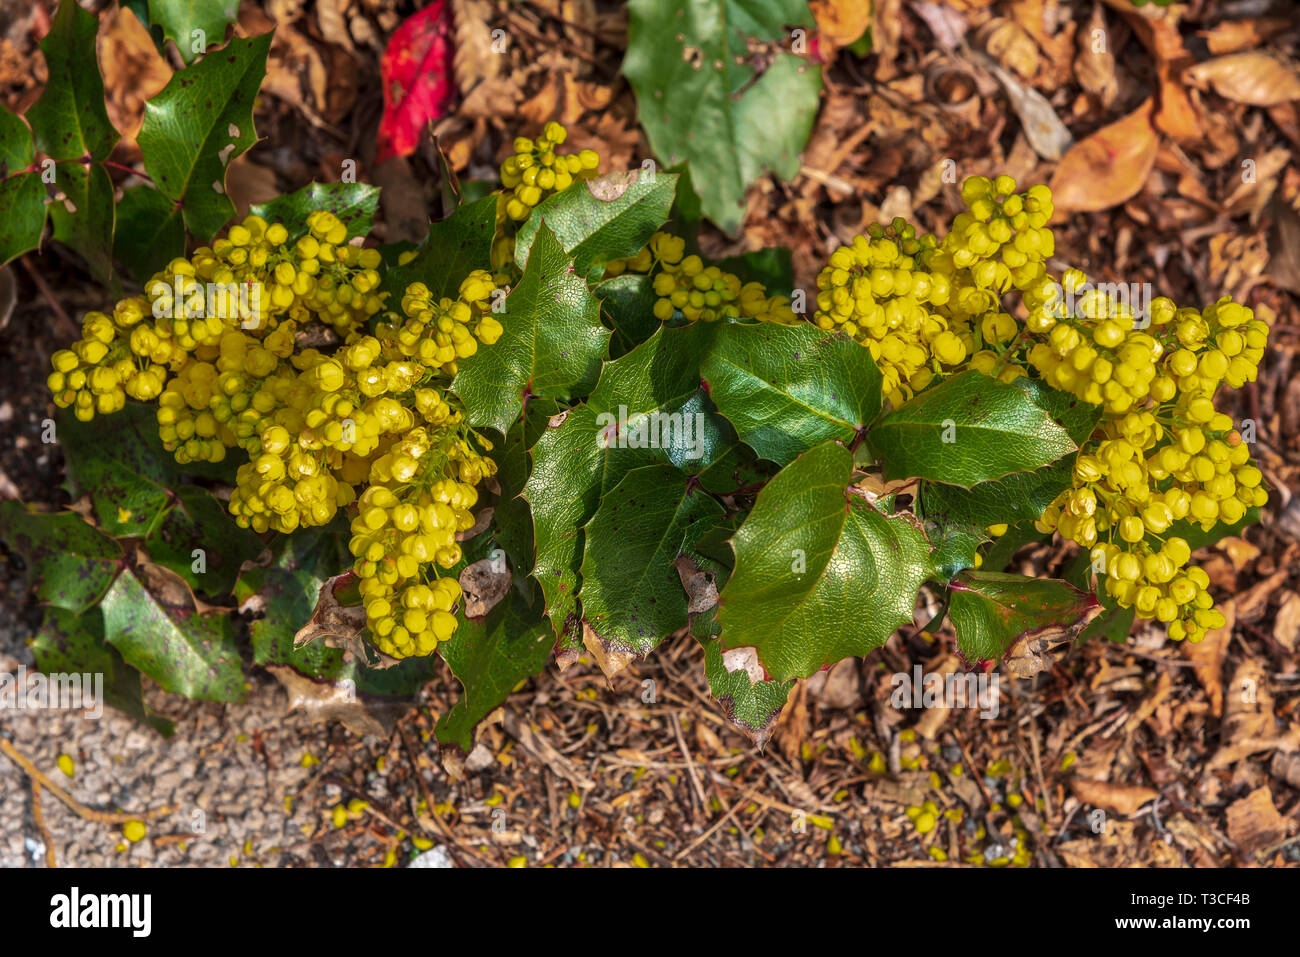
[523,322,723,638]
[148,0,242,65]
[138,32,272,240]
[1165,506,1263,552]
[624,0,820,234]
[453,222,611,435]
[697,632,792,748]
[0,173,46,266]
[918,377,1100,533]
[27,0,119,162]
[981,521,1049,573]
[102,568,245,702]
[514,172,678,280]
[717,440,936,681]
[0,106,46,266]
[492,398,559,582]
[380,194,498,304]
[113,185,185,281]
[867,370,1077,488]
[233,521,350,680]
[1078,592,1136,644]
[701,322,883,467]
[947,569,1098,664]
[434,592,553,751]
[579,464,723,658]
[32,606,174,736]
[58,404,183,538]
[0,104,34,176]
[145,485,262,596]
[250,181,380,242]
[48,161,115,285]
[717,247,794,293]
[595,273,660,358]
[0,503,123,613]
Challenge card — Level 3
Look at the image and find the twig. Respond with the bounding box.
[671,711,710,814]
[19,256,80,340]
[1,738,173,824]
[31,782,57,868]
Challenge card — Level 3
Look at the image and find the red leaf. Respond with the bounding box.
[375,2,455,166]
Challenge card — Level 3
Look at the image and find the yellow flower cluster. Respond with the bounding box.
[499,120,599,221]
[47,209,509,656]
[803,175,1268,642]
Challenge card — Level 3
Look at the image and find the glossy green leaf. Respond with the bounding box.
[435,592,553,750]
[234,522,352,680]
[492,398,559,582]
[579,464,723,658]
[1166,506,1263,552]
[32,606,174,736]
[380,193,497,303]
[250,181,380,242]
[0,503,122,613]
[102,568,245,702]
[595,273,660,358]
[514,172,678,280]
[701,322,882,466]
[717,440,935,680]
[0,104,34,176]
[113,185,185,281]
[58,404,182,538]
[453,222,611,435]
[0,173,46,266]
[867,370,1077,488]
[624,0,820,233]
[947,569,1098,664]
[138,32,272,240]
[523,322,721,638]
[717,247,794,293]
[49,161,115,285]
[697,631,792,748]
[146,485,262,596]
[148,0,242,64]
[917,377,1100,530]
[28,0,119,161]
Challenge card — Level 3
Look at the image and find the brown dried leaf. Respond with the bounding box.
[674,555,718,616]
[978,17,1038,81]
[294,572,401,669]
[1070,777,1158,816]
[99,6,172,146]
[810,0,873,49]
[1225,786,1289,856]
[1073,5,1117,108]
[1181,599,1233,717]
[1199,18,1294,55]
[985,61,1073,161]
[450,0,500,94]
[266,664,407,738]
[459,555,511,619]
[1049,99,1157,214]
[1184,51,1300,108]
[1274,591,1300,652]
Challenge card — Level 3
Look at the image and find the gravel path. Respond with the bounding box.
[1,621,372,868]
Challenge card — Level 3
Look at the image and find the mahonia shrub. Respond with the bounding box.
[0,4,1267,747]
